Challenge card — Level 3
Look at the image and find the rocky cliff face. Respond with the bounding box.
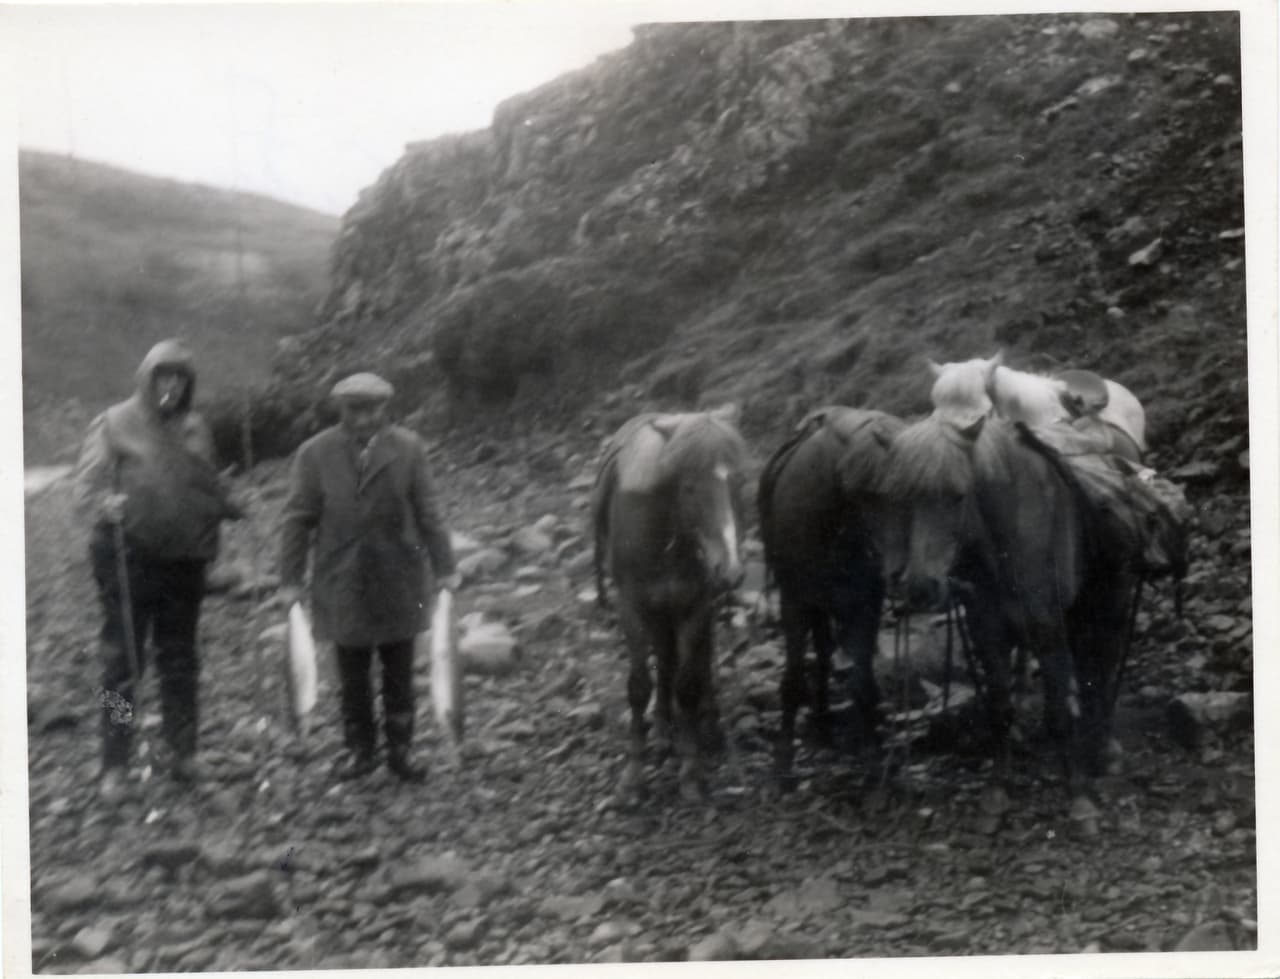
[276,12,1245,481]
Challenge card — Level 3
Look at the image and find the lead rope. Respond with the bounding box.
[884,610,911,788]
[1110,577,1146,717]
[943,599,954,714]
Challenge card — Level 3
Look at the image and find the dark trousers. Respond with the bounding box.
[333,639,416,757]
[90,525,207,769]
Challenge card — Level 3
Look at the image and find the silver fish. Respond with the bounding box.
[427,588,464,756]
[285,602,319,735]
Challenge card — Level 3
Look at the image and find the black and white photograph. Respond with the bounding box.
[3,1,1277,976]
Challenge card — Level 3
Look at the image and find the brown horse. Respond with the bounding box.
[879,413,1141,826]
[758,407,905,779]
[592,405,750,801]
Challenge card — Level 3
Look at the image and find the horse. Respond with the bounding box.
[757,406,906,779]
[592,404,751,802]
[879,412,1141,828]
[928,351,1147,461]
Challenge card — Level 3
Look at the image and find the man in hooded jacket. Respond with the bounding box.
[74,339,245,802]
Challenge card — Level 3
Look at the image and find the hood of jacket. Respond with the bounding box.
[134,339,197,416]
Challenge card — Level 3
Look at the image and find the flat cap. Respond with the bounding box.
[331,372,394,401]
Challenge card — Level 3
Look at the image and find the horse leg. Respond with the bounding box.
[652,626,676,759]
[962,601,1015,817]
[674,605,716,803]
[810,610,836,747]
[1070,573,1136,777]
[963,601,1015,754]
[618,600,655,794]
[1034,626,1096,825]
[775,594,810,779]
[835,589,885,753]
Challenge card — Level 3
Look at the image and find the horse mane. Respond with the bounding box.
[879,415,977,498]
[658,412,750,479]
[930,358,994,423]
[930,356,1070,430]
[758,411,826,549]
[835,410,908,493]
[992,367,1068,426]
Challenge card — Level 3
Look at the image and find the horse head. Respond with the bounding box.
[927,351,1002,428]
[880,414,985,612]
[653,405,750,592]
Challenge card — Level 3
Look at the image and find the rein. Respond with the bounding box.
[1110,575,1146,716]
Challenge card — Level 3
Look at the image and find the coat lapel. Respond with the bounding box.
[356,431,397,495]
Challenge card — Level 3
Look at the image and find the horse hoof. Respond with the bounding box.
[1072,815,1101,839]
[678,779,708,805]
[1069,794,1101,838]
[769,772,798,799]
[622,762,646,795]
[979,784,1012,817]
[1102,737,1124,776]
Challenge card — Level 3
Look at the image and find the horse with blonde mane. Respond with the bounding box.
[928,351,1147,460]
[880,408,1143,832]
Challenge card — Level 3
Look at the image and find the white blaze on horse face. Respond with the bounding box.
[713,463,742,585]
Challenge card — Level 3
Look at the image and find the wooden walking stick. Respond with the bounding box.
[111,492,144,727]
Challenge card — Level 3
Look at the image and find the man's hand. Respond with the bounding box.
[101,493,128,524]
[440,572,462,593]
[277,584,303,610]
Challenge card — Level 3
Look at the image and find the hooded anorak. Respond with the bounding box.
[73,339,239,560]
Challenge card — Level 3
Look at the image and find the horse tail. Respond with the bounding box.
[591,472,615,610]
[757,412,827,573]
[590,440,625,611]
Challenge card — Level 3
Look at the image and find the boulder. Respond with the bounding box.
[1166,691,1252,749]
[458,548,507,582]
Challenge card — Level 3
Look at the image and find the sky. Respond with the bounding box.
[4,2,641,215]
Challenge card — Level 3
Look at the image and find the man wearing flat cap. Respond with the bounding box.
[279,372,459,782]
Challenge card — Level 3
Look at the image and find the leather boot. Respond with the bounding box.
[160,663,201,783]
[387,745,427,783]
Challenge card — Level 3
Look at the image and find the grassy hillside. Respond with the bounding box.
[19,150,339,463]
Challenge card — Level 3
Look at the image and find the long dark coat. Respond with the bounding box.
[280,424,456,647]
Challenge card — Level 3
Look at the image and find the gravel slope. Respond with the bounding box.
[21,439,1255,972]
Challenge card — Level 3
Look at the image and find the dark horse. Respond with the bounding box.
[592,405,750,801]
[879,413,1140,824]
[758,407,905,778]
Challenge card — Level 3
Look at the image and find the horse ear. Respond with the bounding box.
[959,415,986,441]
[926,358,944,378]
[651,416,679,437]
[982,352,1002,401]
[710,403,741,427]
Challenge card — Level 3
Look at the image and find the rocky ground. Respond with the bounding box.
[21,428,1255,972]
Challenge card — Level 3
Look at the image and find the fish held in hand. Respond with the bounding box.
[426,588,464,756]
[285,602,319,735]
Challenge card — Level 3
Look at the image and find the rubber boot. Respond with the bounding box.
[159,661,202,783]
[385,710,425,783]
